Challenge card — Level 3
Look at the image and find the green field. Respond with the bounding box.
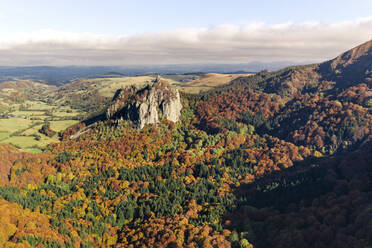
[12,110,47,117]
[0,131,10,140]
[0,118,34,133]
[0,119,79,150]
[50,120,79,132]
[3,136,39,147]
[20,147,43,153]
[0,90,83,150]
[53,110,79,117]
[96,76,153,97]
[21,124,43,135]
[25,100,54,110]
[0,74,238,151]
[2,134,59,149]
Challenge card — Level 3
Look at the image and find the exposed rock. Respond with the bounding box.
[106,77,182,128]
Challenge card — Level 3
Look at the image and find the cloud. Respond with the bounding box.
[0,17,372,66]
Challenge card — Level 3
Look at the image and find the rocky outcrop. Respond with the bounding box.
[106,77,182,128]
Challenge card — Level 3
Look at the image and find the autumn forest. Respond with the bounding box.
[0,40,371,248]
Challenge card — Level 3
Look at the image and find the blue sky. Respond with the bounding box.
[0,0,371,65]
[1,0,372,35]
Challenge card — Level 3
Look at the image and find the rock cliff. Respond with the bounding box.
[106,77,182,128]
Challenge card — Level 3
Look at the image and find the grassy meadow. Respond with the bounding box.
[0,83,83,152]
[0,73,247,152]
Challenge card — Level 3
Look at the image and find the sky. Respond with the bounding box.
[0,0,371,66]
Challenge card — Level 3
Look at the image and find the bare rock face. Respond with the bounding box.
[106,77,182,128]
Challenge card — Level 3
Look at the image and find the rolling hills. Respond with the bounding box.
[0,73,247,151]
[0,40,370,247]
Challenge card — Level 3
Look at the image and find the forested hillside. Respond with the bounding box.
[0,40,371,247]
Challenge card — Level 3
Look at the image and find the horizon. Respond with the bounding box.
[0,2,371,247]
[1,0,372,66]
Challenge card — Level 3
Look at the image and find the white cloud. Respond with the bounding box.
[0,17,371,66]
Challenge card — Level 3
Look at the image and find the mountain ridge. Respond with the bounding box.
[0,40,371,248]
[319,39,372,88]
[225,39,372,100]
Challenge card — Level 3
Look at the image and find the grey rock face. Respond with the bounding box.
[106,78,182,128]
[106,86,136,120]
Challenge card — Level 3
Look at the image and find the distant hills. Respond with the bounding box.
[0,40,371,248]
[0,61,297,85]
[227,39,372,97]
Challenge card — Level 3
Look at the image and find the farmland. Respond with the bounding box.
[0,73,246,151]
[0,81,81,151]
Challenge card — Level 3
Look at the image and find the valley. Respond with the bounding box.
[0,81,81,152]
[0,73,247,152]
[0,40,370,248]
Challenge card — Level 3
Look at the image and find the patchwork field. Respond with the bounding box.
[49,120,79,132]
[184,73,253,87]
[60,73,251,98]
[25,101,54,110]
[96,76,154,97]
[0,73,250,151]
[4,136,43,147]
[21,124,43,135]
[0,117,79,151]
[0,118,34,133]
[167,73,253,93]
[0,131,10,140]
[0,81,84,152]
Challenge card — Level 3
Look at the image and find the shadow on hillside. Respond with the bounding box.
[82,113,106,126]
[225,142,372,248]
